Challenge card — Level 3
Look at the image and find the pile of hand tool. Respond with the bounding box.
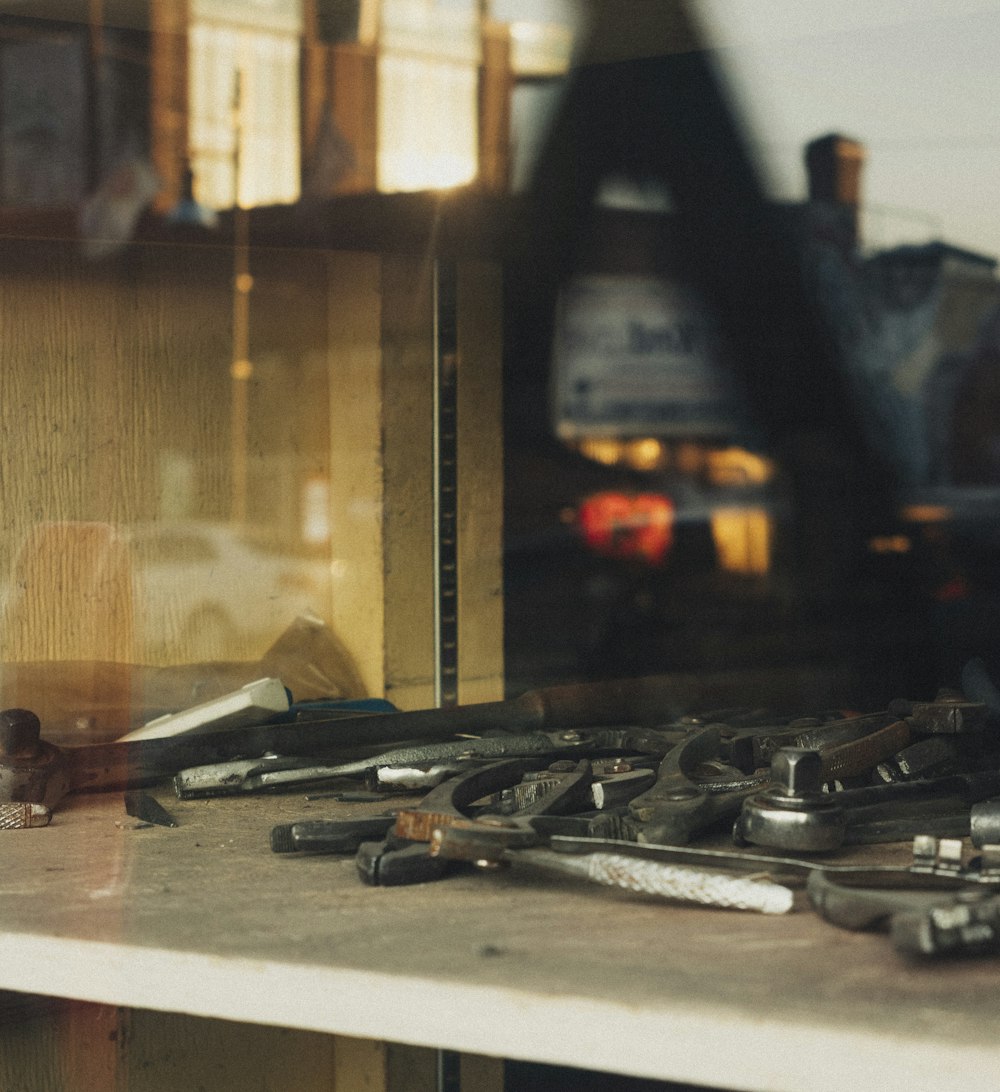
[7,661,1000,959]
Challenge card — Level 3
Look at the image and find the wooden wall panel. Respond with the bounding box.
[325,250,388,697]
[379,255,437,710]
[0,1002,503,1091]
[0,237,502,704]
[456,260,505,704]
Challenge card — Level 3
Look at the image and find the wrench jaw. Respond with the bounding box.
[635,788,751,848]
[627,725,738,845]
[430,816,542,864]
[617,724,767,845]
[806,866,1000,958]
[355,837,452,887]
[358,759,600,885]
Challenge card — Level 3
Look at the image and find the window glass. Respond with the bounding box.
[189,12,301,207]
[377,0,480,191]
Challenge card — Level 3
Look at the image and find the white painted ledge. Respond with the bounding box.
[1,792,998,1091]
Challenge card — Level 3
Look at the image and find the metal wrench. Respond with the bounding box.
[626,726,767,845]
[735,747,1000,851]
[807,841,1000,959]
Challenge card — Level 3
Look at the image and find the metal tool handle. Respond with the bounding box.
[513,848,795,914]
[0,802,51,829]
[71,674,693,793]
[521,675,690,732]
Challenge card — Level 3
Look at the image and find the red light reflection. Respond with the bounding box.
[576,492,675,566]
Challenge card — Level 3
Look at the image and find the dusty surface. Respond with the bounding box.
[4,786,1000,1087]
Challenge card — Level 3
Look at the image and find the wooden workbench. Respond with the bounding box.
[1,785,999,1092]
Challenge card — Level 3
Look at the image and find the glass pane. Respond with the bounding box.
[377,0,480,191]
[189,22,301,208]
[0,236,335,668]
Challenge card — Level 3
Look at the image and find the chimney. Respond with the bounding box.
[805,133,865,249]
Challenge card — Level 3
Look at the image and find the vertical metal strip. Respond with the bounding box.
[436,1048,462,1092]
[433,259,460,710]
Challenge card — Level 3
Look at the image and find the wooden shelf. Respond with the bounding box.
[2,788,1000,1090]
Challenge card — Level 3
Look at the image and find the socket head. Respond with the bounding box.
[771,747,824,796]
[0,709,41,758]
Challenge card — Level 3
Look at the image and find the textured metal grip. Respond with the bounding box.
[0,802,51,829]
[517,849,794,914]
[820,719,910,781]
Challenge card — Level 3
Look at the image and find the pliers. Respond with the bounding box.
[270,757,609,885]
[355,758,599,886]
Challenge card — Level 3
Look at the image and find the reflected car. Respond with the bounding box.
[127,521,332,662]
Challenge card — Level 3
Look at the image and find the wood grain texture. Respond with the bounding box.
[456,260,504,705]
[0,238,502,698]
[325,250,387,699]
[380,255,437,711]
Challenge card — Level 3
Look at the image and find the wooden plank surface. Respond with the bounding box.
[0,788,998,1091]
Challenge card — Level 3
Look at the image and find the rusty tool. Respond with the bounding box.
[427,761,653,864]
[355,760,537,886]
[0,708,70,810]
[354,759,600,886]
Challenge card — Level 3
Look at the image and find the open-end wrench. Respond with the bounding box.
[626,726,767,846]
[721,711,896,775]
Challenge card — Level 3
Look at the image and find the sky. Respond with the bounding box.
[694,0,1000,257]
